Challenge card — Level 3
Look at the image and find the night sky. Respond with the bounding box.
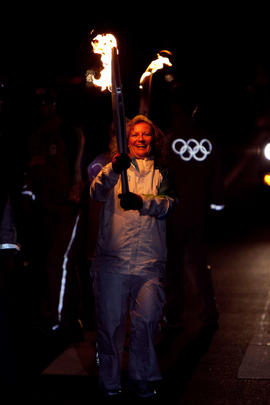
[0,9,244,145]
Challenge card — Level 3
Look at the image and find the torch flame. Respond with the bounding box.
[139,51,172,88]
[87,33,117,91]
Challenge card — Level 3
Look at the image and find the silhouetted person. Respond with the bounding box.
[0,79,30,397]
[27,87,86,336]
[165,97,224,333]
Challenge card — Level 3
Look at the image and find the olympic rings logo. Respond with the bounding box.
[172,138,212,161]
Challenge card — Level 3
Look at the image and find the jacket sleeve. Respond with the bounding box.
[140,167,178,219]
[89,162,119,202]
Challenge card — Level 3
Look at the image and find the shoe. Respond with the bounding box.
[135,391,161,403]
[51,318,84,343]
[102,389,123,402]
[126,380,158,400]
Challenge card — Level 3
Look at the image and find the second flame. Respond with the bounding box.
[139,51,172,88]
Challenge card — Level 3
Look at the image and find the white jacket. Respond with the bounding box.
[90,157,176,277]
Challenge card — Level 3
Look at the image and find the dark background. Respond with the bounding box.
[0,9,260,197]
[0,9,242,137]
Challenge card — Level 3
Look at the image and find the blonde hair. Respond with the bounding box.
[109,115,168,166]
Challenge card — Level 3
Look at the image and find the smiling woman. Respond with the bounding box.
[128,121,153,158]
[125,115,169,167]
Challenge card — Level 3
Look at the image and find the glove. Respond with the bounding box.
[112,153,131,174]
[118,192,143,211]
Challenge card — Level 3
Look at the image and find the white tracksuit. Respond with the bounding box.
[90,157,175,392]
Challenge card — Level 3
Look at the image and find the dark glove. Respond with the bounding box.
[112,153,131,174]
[118,192,143,211]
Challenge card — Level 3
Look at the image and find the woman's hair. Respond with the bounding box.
[109,114,169,166]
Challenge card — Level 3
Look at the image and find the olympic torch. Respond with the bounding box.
[139,50,173,117]
[88,33,129,194]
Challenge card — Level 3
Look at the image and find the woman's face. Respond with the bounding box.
[128,122,153,159]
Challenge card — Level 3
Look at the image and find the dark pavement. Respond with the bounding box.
[178,226,270,405]
[2,190,270,404]
[174,190,270,405]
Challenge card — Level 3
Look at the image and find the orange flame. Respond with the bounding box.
[87,33,117,91]
[139,51,172,88]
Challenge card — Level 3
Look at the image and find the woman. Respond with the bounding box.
[90,115,176,400]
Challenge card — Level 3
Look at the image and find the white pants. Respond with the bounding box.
[92,271,165,392]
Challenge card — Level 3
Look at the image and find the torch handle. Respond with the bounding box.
[139,74,152,117]
[120,171,129,195]
[111,46,129,194]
